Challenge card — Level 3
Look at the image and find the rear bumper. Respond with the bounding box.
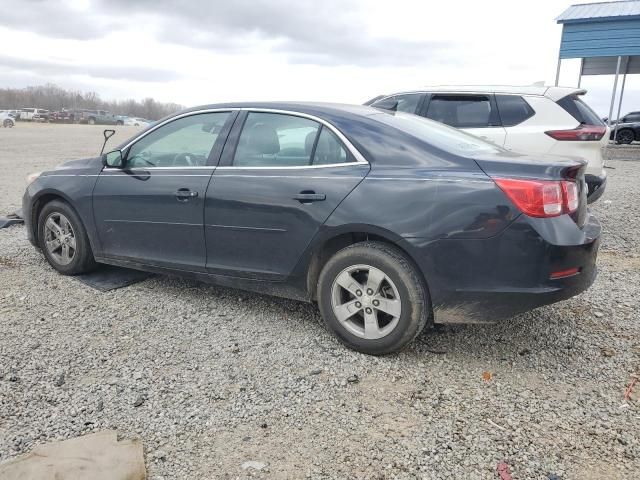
[410,212,601,324]
[585,172,607,203]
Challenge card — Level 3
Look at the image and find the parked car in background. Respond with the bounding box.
[19,108,49,122]
[77,109,120,125]
[49,109,79,123]
[23,103,600,354]
[1,111,16,128]
[123,117,152,127]
[367,86,609,203]
[606,111,640,144]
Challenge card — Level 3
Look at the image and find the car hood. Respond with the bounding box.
[49,156,103,173]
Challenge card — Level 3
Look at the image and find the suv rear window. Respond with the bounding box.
[495,95,535,126]
[557,95,604,126]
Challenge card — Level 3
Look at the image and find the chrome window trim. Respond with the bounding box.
[216,162,367,171]
[120,107,369,170]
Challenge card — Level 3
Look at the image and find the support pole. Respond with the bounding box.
[612,57,628,143]
[577,58,584,88]
[555,55,562,86]
[607,56,622,127]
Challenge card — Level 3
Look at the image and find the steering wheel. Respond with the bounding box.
[172,153,197,167]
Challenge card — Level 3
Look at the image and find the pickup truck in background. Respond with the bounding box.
[77,109,120,125]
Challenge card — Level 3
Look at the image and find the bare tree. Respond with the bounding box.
[0,84,184,120]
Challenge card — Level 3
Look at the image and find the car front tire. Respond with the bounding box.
[3,119,12,128]
[38,200,97,275]
[317,241,429,355]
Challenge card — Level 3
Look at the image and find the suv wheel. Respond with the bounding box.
[3,119,12,128]
[317,241,429,355]
[616,129,635,144]
[38,200,97,275]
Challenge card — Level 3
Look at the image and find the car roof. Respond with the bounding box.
[179,101,383,119]
[378,85,586,102]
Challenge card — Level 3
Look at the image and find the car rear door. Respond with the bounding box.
[421,93,506,146]
[92,110,236,271]
[204,110,369,280]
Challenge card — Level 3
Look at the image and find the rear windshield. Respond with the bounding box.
[557,95,604,126]
[371,111,503,156]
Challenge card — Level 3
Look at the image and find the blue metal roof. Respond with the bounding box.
[557,1,640,59]
[558,1,640,23]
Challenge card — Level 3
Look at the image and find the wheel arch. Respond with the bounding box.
[30,190,78,245]
[304,226,432,305]
[617,127,636,142]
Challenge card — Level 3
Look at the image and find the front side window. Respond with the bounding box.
[126,112,230,168]
[426,95,493,128]
[495,95,535,126]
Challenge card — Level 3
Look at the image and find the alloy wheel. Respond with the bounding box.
[331,264,402,339]
[43,212,77,266]
[618,130,634,144]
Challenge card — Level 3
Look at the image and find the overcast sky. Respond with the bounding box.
[1,0,638,116]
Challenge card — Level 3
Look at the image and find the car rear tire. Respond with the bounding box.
[116,120,124,126]
[38,200,97,275]
[317,241,429,355]
[616,129,635,144]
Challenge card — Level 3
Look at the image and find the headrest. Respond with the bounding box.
[247,123,280,154]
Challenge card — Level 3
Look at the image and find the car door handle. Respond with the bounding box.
[175,189,198,201]
[293,191,326,203]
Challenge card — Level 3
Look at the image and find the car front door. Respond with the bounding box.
[204,110,369,279]
[93,110,235,271]
[422,93,506,146]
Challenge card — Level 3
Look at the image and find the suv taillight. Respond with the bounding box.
[494,178,579,218]
[544,125,606,141]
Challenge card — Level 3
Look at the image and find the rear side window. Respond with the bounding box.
[234,112,319,167]
[557,95,604,126]
[425,95,494,128]
[495,95,535,126]
[313,127,350,165]
[233,112,353,167]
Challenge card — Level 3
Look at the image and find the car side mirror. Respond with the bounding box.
[102,150,123,168]
[372,98,399,111]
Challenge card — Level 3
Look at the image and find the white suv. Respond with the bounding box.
[366,86,608,202]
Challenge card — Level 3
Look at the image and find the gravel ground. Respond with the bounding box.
[1,124,639,479]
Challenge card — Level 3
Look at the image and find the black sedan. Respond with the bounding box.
[23,103,601,354]
[608,111,640,144]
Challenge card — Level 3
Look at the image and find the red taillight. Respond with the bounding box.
[494,178,579,218]
[545,125,606,141]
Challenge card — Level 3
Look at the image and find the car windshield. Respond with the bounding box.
[370,111,503,156]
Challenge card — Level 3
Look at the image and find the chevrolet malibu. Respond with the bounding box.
[23,103,601,355]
